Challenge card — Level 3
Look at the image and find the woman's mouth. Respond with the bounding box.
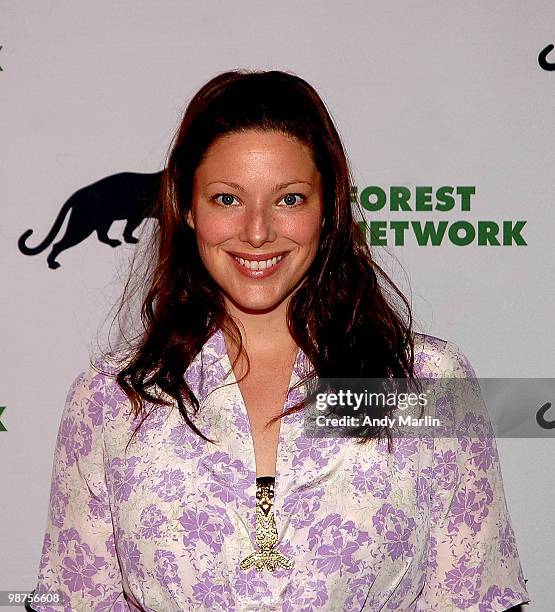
[228,252,289,278]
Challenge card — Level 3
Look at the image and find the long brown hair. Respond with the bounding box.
[96,69,417,451]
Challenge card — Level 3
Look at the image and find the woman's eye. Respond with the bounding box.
[213,193,237,206]
[280,193,305,206]
[212,192,305,207]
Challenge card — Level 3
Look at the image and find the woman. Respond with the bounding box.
[33,70,530,611]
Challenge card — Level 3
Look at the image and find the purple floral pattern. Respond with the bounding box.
[33,331,530,610]
[372,503,416,561]
[353,461,392,499]
[307,513,370,576]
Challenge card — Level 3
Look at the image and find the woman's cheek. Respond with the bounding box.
[280,210,322,243]
[195,216,232,248]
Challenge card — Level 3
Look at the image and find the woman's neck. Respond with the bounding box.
[221,297,297,358]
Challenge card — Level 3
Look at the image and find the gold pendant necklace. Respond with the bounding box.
[239,476,293,572]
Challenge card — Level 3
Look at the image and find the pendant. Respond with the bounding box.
[239,477,293,572]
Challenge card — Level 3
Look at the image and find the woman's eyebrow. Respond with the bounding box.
[206,180,312,192]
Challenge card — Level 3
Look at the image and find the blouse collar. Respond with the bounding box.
[184,326,312,408]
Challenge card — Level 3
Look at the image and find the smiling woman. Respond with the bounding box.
[31,69,530,611]
[187,130,324,322]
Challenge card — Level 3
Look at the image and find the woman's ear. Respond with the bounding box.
[186,210,195,230]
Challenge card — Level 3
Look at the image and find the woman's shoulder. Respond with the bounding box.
[62,350,133,410]
[88,347,135,378]
[58,350,138,431]
[412,332,477,379]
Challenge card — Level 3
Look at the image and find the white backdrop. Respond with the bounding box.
[2,1,554,609]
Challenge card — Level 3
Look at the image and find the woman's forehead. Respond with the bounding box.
[195,131,319,183]
[204,130,309,157]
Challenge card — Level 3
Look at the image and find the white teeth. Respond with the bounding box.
[234,255,283,270]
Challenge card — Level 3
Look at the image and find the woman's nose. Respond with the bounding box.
[240,204,277,247]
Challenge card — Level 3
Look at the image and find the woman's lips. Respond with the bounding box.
[227,251,289,279]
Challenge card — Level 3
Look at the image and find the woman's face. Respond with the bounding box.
[188,130,324,314]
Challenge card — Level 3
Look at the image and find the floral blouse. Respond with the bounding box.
[33,329,530,611]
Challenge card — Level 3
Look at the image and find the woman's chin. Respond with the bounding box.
[224,292,289,315]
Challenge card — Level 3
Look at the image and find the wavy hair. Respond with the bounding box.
[97,69,418,452]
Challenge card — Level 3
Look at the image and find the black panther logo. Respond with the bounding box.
[18,171,163,269]
[538,43,555,71]
[536,402,555,429]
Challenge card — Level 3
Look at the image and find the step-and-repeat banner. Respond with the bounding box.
[2,2,554,609]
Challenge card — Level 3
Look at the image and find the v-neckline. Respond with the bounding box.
[218,327,302,482]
